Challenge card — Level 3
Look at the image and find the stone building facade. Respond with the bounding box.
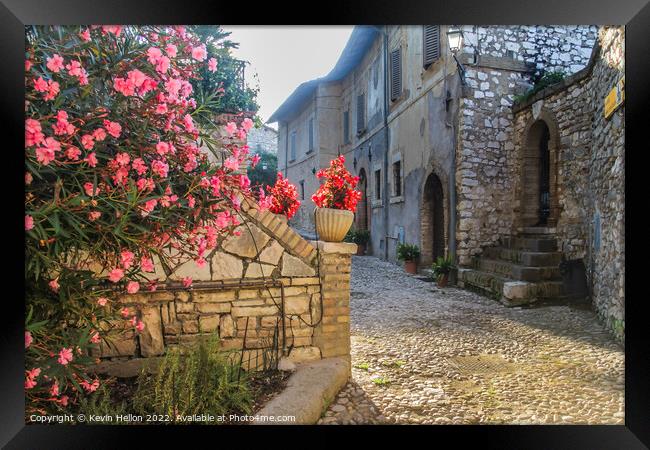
[270,25,624,341]
[94,197,356,372]
[247,124,278,155]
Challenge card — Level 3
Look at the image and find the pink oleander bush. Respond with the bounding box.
[24,25,264,416]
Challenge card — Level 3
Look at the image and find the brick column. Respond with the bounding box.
[310,241,356,370]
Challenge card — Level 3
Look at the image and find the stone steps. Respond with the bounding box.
[457,268,564,307]
[482,247,562,266]
[474,258,561,282]
[501,236,557,252]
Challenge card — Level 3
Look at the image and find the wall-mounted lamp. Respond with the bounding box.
[368,147,372,162]
[353,157,358,170]
[446,26,467,86]
[311,167,317,175]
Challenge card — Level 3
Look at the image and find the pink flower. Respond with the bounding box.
[102,25,123,36]
[140,256,154,272]
[120,307,130,318]
[147,47,163,65]
[115,152,130,166]
[183,114,195,132]
[57,347,73,365]
[131,158,147,175]
[34,77,48,92]
[93,128,107,141]
[165,78,182,99]
[25,331,33,349]
[83,182,100,196]
[79,28,91,42]
[140,198,157,217]
[25,60,32,71]
[151,160,169,178]
[242,117,254,131]
[225,122,237,135]
[156,141,171,155]
[81,134,94,150]
[66,146,81,161]
[208,57,218,72]
[165,43,177,58]
[127,69,147,88]
[97,297,108,307]
[135,320,145,332]
[25,367,41,389]
[49,278,60,292]
[65,60,89,85]
[46,54,65,73]
[155,103,168,114]
[88,211,101,221]
[155,55,170,74]
[195,258,207,269]
[182,277,192,288]
[251,153,261,167]
[25,118,44,147]
[103,120,121,138]
[85,152,98,167]
[25,172,33,185]
[120,250,135,269]
[25,215,34,231]
[90,331,101,344]
[108,268,124,283]
[224,156,239,171]
[50,381,60,397]
[44,80,60,101]
[81,378,100,392]
[126,281,140,294]
[191,44,207,61]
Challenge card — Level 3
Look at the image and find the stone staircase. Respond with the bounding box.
[457,227,570,306]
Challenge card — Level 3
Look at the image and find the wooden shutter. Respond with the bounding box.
[290,132,296,160]
[357,94,365,133]
[423,25,441,68]
[390,48,402,101]
[343,110,350,144]
[308,118,314,151]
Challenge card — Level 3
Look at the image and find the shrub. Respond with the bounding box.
[311,155,362,212]
[24,25,266,415]
[344,228,370,245]
[132,337,252,422]
[396,243,420,261]
[514,70,566,103]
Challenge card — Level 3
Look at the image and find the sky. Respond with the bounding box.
[222,26,354,129]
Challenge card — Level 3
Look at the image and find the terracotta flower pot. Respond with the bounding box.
[437,273,449,287]
[404,260,417,274]
[314,207,354,242]
[356,243,366,256]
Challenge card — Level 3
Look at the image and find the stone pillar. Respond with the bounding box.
[310,241,356,371]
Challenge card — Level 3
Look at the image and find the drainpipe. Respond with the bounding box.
[449,113,458,263]
[382,27,391,261]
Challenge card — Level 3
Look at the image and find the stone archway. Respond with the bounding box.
[520,110,561,228]
[421,171,446,267]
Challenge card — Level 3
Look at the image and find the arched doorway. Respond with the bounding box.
[356,168,369,231]
[521,117,559,227]
[421,172,445,267]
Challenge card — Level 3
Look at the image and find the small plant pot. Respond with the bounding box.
[314,207,354,242]
[356,243,366,256]
[437,273,449,287]
[404,260,418,274]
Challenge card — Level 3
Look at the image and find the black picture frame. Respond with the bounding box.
[2,0,647,447]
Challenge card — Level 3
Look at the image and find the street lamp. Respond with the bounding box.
[446,26,466,86]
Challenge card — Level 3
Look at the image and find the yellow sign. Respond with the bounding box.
[604,76,624,119]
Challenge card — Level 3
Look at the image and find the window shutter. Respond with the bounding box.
[343,110,350,144]
[423,25,441,68]
[290,132,296,160]
[390,48,402,101]
[308,118,314,151]
[357,94,365,133]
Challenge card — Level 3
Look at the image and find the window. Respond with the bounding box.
[392,160,402,197]
[374,168,381,200]
[308,118,314,152]
[423,25,441,68]
[290,131,296,161]
[390,48,402,101]
[356,93,365,134]
[343,110,350,144]
[299,180,305,200]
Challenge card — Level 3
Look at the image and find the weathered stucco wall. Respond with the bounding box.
[95,199,356,370]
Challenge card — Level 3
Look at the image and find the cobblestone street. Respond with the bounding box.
[318,256,625,425]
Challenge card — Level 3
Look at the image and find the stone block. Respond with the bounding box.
[222,224,270,258]
[285,295,310,315]
[245,262,275,278]
[99,330,136,357]
[258,241,284,265]
[196,302,231,314]
[193,291,235,303]
[211,251,243,280]
[199,315,220,332]
[139,306,165,357]
[169,258,211,281]
[231,305,279,317]
[182,320,199,334]
[311,241,357,255]
[281,253,316,277]
[285,346,321,364]
[220,315,235,338]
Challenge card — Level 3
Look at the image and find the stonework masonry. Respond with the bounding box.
[95,198,356,369]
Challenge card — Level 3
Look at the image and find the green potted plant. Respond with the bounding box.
[311,156,362,242]
[431,256,455,287]
[345,228,370,255]
[397,243,420,274]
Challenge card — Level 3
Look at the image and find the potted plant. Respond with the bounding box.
[345,228,371,255]
[431,256,455,287]
[265,172,300,222]
[311,155,362,242]
[397,243,420,274]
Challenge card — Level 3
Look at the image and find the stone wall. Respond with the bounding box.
[247,125,278,155]
[96,198,356,370]
[509,27,624,342]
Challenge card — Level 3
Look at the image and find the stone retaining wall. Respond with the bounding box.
[96,199,356,369]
